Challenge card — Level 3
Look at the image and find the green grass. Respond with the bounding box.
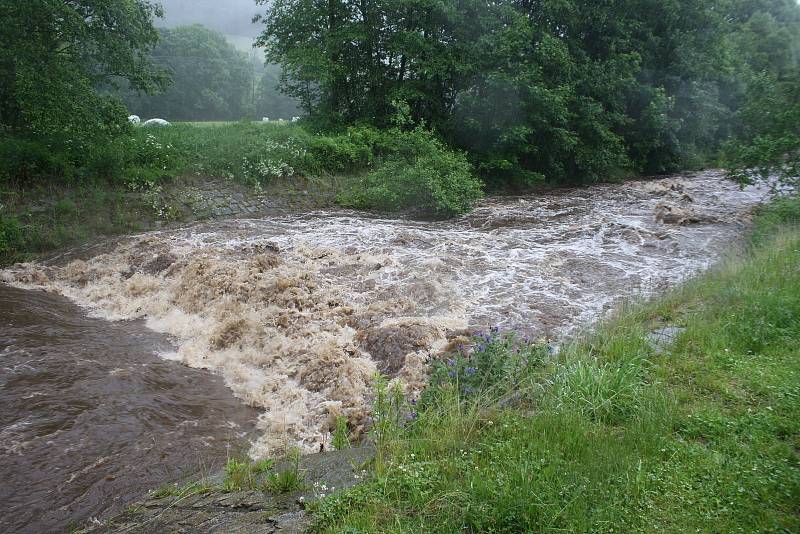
[0,181,151,265]
[150,478,215,499]
[310,195,800,533]
[0,122,371,265]
[216,452,305,494]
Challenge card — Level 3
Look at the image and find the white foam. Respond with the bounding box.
[1,171,768,457]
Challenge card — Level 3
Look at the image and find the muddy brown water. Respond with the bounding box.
[0,286,258,533]
[0,171,768,532]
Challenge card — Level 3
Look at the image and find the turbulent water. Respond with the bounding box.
[0,171,767,530]
[0,285,258,533]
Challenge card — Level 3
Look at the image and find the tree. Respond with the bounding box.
[123,25,255,121]
[254,0,497,130]
[723,0,800,186]
[256,0,800,187]
[255,64,302,120]
[0,0,166,147]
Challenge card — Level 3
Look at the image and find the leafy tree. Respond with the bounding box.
[256,0,800,187]
[123,25,254,121]
[0,0,166,152]
[721,0,800,186]
[254,0,498,130]
[255,64,302,120]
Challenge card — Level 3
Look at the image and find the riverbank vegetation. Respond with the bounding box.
[309,195,800,532]
[0,120,482,263]
[1,2,799,253]
[3,1,799,194]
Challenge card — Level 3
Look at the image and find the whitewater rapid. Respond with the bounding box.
[1,171,767,457]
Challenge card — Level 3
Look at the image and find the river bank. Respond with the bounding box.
[0,172,353,266]
[308,194,800,532]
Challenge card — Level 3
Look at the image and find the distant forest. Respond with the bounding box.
[121,25,300,122]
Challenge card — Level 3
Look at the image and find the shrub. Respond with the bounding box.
[0,214,24,257]
[0,135,77,183]
[338,128,483,217]
[306,127,381,173]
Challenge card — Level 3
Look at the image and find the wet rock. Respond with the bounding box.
[654,202,717,225]
[646,326,686,354]
[640,179,686,196]
[268,511,311,532]
[143,253,178,275]
[357,324,439,375]
[90,448,373,533]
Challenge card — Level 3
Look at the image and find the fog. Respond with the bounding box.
[156,0,262,39]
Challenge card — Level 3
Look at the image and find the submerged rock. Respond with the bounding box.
[655,202,718,225]
[646,326,686,353]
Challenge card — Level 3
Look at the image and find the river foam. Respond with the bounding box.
[1,171,767,456]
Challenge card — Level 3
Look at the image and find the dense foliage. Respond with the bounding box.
[122,25,255,121]
[337,126,483,217]
[722,1,800,186]
[256,0,800,187]
[0,0,166,169]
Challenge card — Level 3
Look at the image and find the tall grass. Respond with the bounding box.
[310,195,800,532]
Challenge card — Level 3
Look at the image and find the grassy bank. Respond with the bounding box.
[1,121,486,264]
[0,181,154,265]
[310,195,800,532]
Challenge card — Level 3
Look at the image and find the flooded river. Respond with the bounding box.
[0,171,766,532]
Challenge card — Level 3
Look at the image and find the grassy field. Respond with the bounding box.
[310,195,800,533]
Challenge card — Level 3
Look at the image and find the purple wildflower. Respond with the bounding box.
[448,370,457,378]
[465,367,477,376]
[446,358,456,367]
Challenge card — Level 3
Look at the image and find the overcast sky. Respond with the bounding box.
[156,0,263,38]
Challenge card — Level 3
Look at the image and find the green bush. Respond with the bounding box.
[0,214,24,256]
[338,128,483,217]
[0,135,77,183]
[306,127,381,173]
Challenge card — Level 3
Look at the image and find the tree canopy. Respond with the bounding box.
[123,24,255,121]
[0,0,166,145]
[255,0,800,187]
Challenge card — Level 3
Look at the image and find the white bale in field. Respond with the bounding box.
[291,116,300,122]
[262,117,270,122]
[143,118,171,127]
[128,115,141,124]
